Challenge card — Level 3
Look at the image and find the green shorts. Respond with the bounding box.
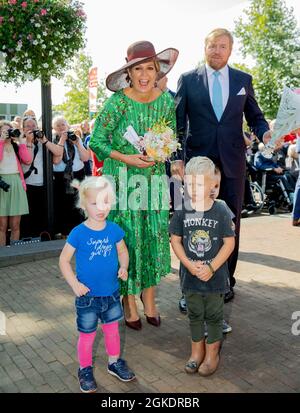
[185,292,224,344]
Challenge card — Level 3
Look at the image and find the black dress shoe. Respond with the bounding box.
[224,288,235,303]
[246,203,259,211]
[241,209,249,218]
[178,296,187,314]
[125,318,142,330]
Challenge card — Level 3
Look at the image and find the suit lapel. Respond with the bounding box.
[220,67,238,121]
[197,66,217,120]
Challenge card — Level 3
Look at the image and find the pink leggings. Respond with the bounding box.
[77,322,120,369]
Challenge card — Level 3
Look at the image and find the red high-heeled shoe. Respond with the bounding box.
[140,293,161,327]
[122,298,142,330]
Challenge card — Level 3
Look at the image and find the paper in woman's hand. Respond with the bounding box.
[262,86,300,158]
[270,86,300,144]
[123,125,143,153]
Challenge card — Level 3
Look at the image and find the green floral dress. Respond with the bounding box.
[90,90,176,296]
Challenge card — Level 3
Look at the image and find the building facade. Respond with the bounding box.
[0,103,28,121]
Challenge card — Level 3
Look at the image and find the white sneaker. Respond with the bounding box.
[222,320,232,334]
[204,320,232,337]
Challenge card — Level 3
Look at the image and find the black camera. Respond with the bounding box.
[0,176,10,192]
[67,130,77,141]
[7,128,21,139]
[33,129,44,140]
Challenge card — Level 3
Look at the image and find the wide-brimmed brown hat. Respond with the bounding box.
[106,41,179,92]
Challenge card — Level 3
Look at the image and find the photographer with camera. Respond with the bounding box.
[0,120,32,246]
[20,116,64,238]
[52,116,90,236]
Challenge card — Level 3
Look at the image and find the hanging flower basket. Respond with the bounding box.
[0,0,87,84]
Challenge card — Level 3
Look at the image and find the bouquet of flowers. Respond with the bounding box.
[123,119,181,161]
[140,119,181,162]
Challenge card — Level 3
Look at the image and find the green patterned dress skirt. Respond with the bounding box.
[90,90,176,296]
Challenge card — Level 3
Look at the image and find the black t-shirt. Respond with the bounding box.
[169,200,235,294]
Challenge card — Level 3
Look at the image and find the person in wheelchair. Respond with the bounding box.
[254,143,295,209]
[242,161,262,214]
[243,133,263,215]
[286,139,299,184]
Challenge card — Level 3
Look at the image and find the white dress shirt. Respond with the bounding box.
[205,63,230,113]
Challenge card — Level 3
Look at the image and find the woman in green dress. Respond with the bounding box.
[89,41,178,330]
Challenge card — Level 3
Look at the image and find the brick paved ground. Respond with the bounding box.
[0,213,299,393]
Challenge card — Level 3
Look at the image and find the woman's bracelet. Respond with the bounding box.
[207,262,215,275]
[57,143,64,147]
[26,145,33,149]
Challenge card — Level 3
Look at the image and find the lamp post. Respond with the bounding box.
[41,77,54,237]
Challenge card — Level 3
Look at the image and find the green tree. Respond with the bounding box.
[234,0,300,118]
[0,0,86,84]
[53,52,108,124]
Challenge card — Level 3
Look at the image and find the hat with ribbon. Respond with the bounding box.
[106,40,179,92]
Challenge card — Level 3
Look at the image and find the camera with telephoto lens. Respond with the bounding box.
[33,129,44,141]
[67,130,77,141]
[0,176,10,192]
[7,128,21,139]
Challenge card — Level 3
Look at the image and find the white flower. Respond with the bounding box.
[25,74,34,81]
[43,63,49,68]
[43,32,47,36]
[37,34,41,39]
[35,23,41,28]
[42,44,46,49]
[49,51,54,56]
[33,40,38,46]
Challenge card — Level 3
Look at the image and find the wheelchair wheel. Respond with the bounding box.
[250,182,264,212]
[268,203,277,215]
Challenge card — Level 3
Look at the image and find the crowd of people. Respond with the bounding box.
[1,27,299,392]
[241,127,297,216]
[0,111,103,246]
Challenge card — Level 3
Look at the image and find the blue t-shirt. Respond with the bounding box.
[67,221,125,297]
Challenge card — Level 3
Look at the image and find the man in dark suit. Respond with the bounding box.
[173,28,271,302]
[157,75,176,97]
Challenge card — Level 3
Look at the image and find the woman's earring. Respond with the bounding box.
[129,79,133,88]
[154,81,158,88]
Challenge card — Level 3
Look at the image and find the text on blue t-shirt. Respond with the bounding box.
[67,221,125,296]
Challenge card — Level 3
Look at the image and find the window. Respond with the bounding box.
[10,104,18,115]
[0,104,7,114]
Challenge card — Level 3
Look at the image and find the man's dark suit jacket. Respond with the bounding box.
[175,65,269,178]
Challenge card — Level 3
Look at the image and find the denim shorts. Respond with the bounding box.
[75,289,123,333]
